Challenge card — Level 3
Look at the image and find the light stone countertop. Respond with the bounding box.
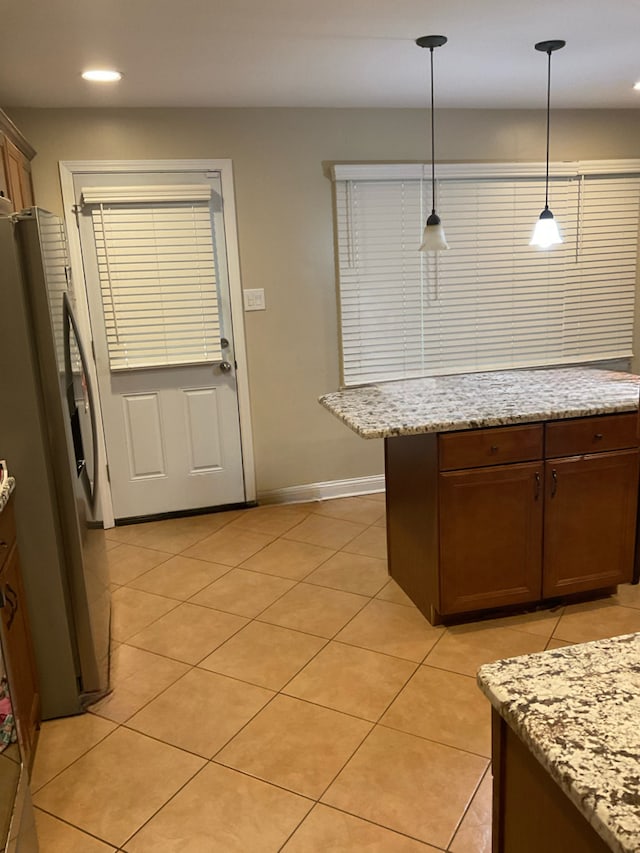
[319,367,640,438]
[477,633,640,853]
[0,477,14,514]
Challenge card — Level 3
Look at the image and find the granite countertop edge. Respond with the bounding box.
[319,368,640,439]
[477,634,640,853]
[0,478,15,514]
[319,397,638,439]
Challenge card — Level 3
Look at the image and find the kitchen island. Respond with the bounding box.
[477,633,640,853]
[320,368,640,624]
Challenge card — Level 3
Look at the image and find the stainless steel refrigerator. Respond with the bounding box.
[0,208,111,719]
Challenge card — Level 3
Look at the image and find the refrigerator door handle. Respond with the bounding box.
[63,293,100,512]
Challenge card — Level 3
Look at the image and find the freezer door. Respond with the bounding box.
[17,209,111,707]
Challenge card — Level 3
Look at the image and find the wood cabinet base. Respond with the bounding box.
[385,414,640,626]
[492,710,611,853]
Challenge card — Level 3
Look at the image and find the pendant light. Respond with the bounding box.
[416,35,449,251]
[530,39,566,249]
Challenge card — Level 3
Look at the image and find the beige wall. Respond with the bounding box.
[8,107,640,493]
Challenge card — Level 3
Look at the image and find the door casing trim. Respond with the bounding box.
[59,159,256,527]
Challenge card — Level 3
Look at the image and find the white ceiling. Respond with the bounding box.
[3,0,639,109]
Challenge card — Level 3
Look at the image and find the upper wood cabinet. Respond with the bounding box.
[0,109,36,211]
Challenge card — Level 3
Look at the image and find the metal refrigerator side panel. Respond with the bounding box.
[0,216,81,719]
[15,210,110,709]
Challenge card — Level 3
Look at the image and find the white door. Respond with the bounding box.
[73,169,246,521]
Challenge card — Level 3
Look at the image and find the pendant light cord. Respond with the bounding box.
[544,48,552,210]
[430,46,436,215]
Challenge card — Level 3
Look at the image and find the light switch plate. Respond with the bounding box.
[243,288,266,311]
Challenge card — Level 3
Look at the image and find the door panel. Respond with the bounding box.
[74,169,246,520]
[183,388,223,472]
[122,393,166,479]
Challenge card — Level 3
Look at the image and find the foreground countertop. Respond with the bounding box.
[319,367,640,439]
[477,633,640,853]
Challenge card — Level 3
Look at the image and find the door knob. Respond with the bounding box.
[219,361,233,373]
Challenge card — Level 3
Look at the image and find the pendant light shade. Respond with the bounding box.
[420,212,448,251]
[530,39,565,249]
[417,35,448,252]
[531,207,562,248]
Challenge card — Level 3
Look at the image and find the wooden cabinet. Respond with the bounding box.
[491,710,612,853]
[385,412,640,624]
[439,462,543,614]
[543,450,639,597]
[2,138,33,211]
[0,497,39,772]
[0,110,36,211]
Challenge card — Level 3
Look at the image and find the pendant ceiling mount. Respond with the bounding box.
[416,34,449,252]
[534,39,566,54]
[416,35,448,50]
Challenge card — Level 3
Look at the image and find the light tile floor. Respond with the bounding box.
[31,494,640,852]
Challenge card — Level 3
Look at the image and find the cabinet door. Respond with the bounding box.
[0,546,39,771]
[543,449,640,597]
[439,462,543,615]
[2,138,24,211]
[19,158,34,207]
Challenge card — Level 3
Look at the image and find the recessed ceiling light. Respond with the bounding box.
[81,69,123,83]
[634,81,640,91]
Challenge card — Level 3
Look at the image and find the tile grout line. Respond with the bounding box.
[30,723,117,795]
[117,761,212,851]
[445,761,493,852]
[33,804,123,849]
[278,800,450,853]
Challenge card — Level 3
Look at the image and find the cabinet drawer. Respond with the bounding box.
[439,424,543,471]
[545,413,638,458]
[0,501,16,571]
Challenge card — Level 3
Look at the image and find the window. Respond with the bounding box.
[332,161,640,387]
[82,184,222,371]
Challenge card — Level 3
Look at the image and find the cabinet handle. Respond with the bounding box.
[490,445,499,454]
[551,468,558,497]
[534,472,541,500]
[594,433,603,441]
[0,541,7,549]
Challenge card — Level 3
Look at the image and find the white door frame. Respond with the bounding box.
[59,159,256,527]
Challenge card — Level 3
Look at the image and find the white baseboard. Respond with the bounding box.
[257,474,385,505]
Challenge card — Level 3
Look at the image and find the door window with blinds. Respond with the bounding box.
[81,184,222,370]
[332,161,640,387]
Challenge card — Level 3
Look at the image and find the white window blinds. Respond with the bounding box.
[332,161,640,387]
[86,195,222,371]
